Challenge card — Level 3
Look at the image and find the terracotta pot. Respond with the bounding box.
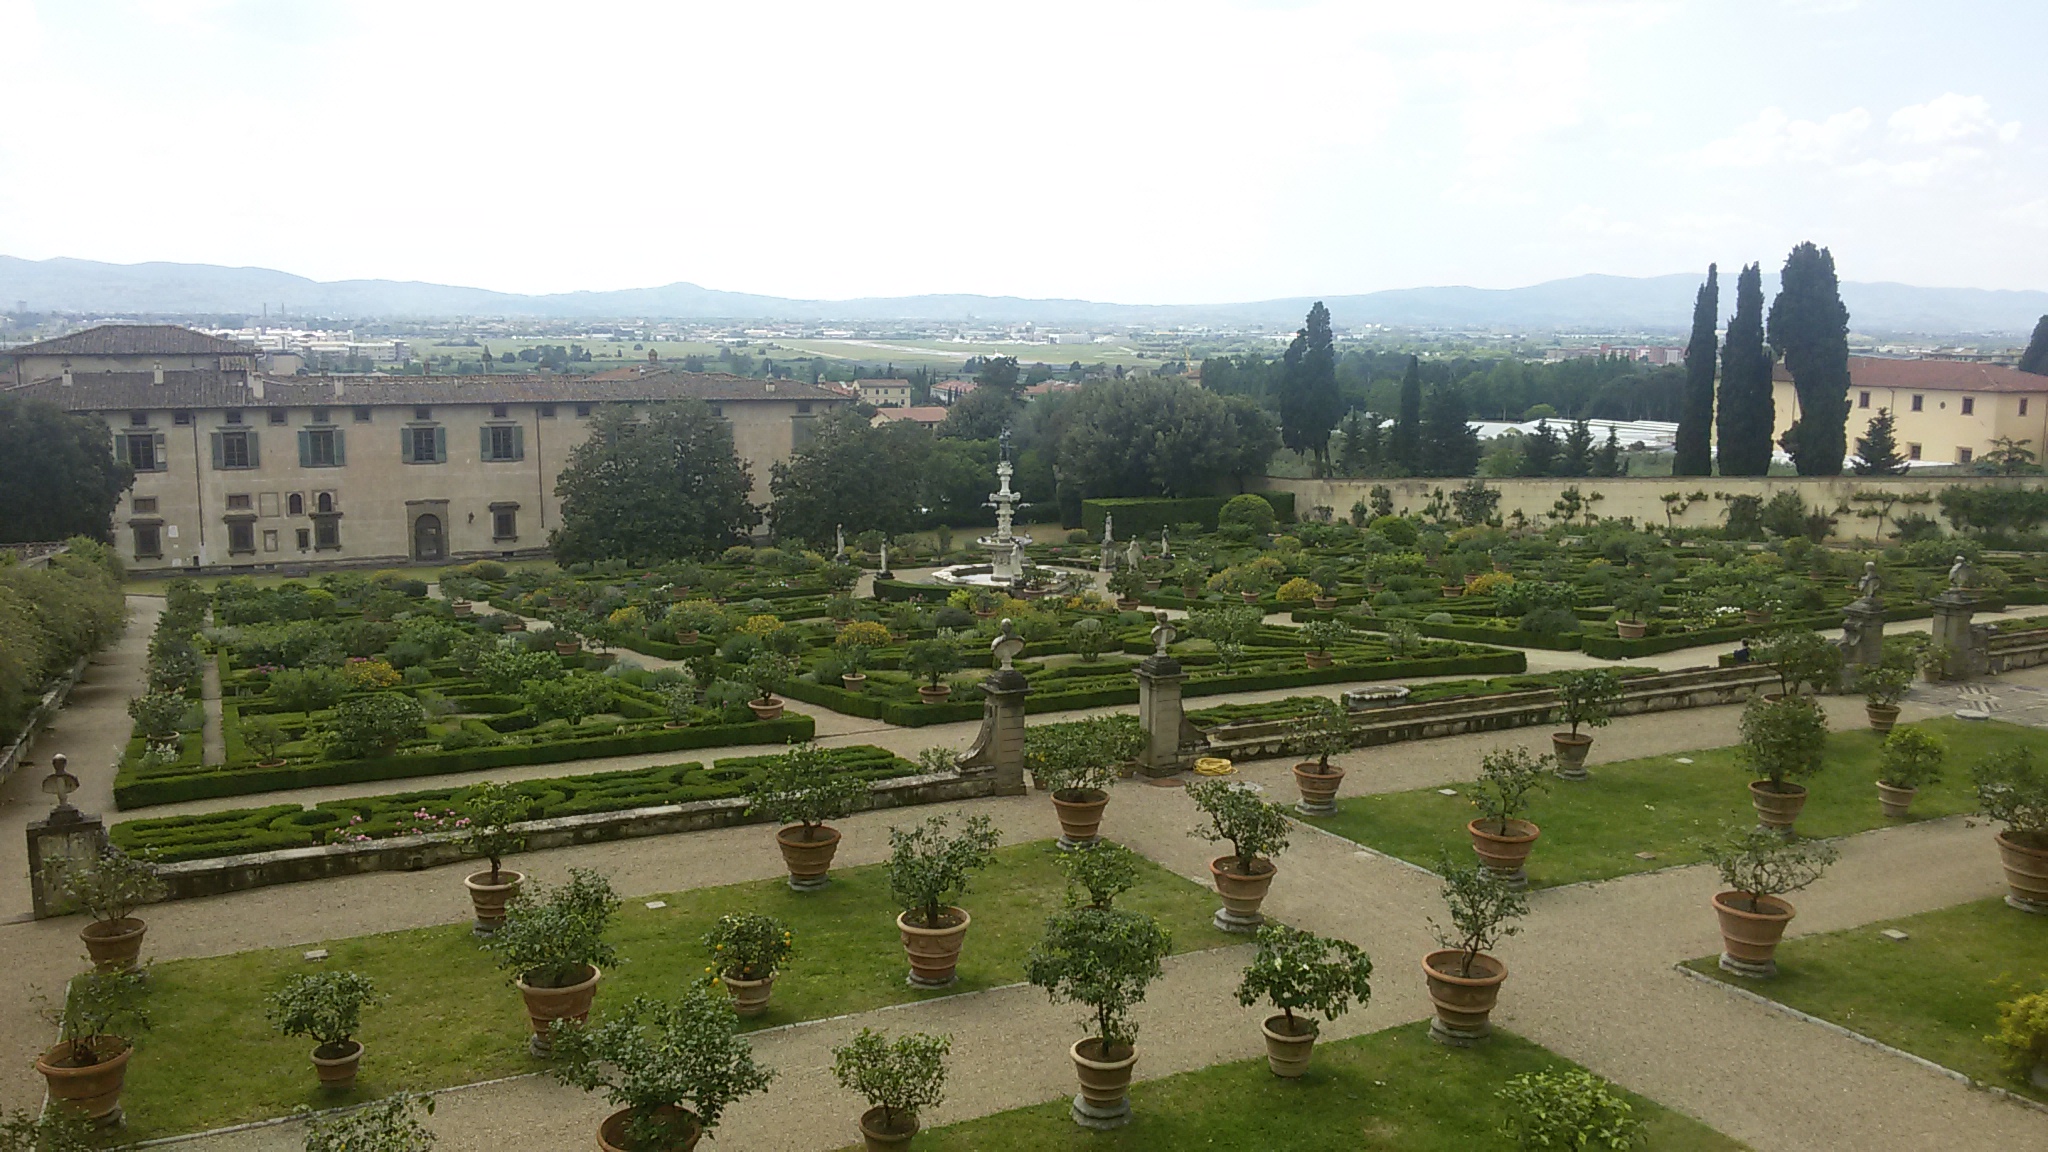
[516,964,601,1056]
[452,601,474,617]
[1615,619,1646,639]
[504,618,526,632]
[1467,818,1540,887]
[776,824,842,890]
[36,1039,131,1123]
[311,1039,364,1089]
[1241,591,1261,605]
[1260,1014,1318,1078]
[1551,732,1593,781]
[1069,1037,1137,1129]
[898,906,971,987]
[1422,949,1506,1045]
[1143,579,1163,591]
[1995,831,2048,913]
[1440,584,1464,597]
[80,917,147,972]
[1304,651,1333,670]
[841,672,868,693]
[554,640,580,656]
[599,1106,699,1152]
[1209,855,1277,932]
[254,756,289,769]
[548,596,569,609]
[464,870,524,934]
[747,696,785,721]
[721,972,774,1017]
[917,684,952,705]
[1051,787,1109,847]
[1866,704,1901,733]
[1292,762,1344,815]
[1115,597,1141,610]
[1312,596,1337,610]
[1876,781,1917,819]
[1180,588,1200,600]
[973,608,997,620]
[1749,780,1809,834]
[1743,609,1772,626]
[858,1106,919,1151]
[1711,891,1794,977]
[675,629,700,646]
[662,719,690,729]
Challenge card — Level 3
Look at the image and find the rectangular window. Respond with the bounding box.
[797,401,812,414]
[226,494,252,511]
[129,411,148,426]
[123,433,164,472]
[212,429,257,469]
[403,425,446,464]
[267,409,288,425]
[353,406,373,423]
[575,403,592,418]
[299,428,343,467]
[2024,398,2032,416]
[227,520,256,554]
[482,424,524,462]
[225,410,244,425]
[491,404,508,418]
[296,527,311,550]
[174,411,192,426]
[538,404,556,418]
[492,508,518,540]
[263,529,279,552]
[312,407,330,423]
[1908,443,1922,460]
[132,524,161,559]
[132,496,158,514]
[413,407,432,421]
[314,517,340,550]
[1857,391,1870,409]
[1911,394,1923,412]
[710,404,723,418]
[1958,447,1974,464]
[1961,396,1975,415]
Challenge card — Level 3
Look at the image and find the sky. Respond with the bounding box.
[0,0,2042,303]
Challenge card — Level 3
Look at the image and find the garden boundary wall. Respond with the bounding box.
[1253,474,2048,543]
[0,655,90,786]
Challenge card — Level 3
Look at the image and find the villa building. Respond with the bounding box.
[1770,357,2048,467]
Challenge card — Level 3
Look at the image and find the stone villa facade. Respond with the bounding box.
[6,325,850,572]
[1770,356,2048,468]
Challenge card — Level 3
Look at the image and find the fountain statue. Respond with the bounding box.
[929,429,1052,592]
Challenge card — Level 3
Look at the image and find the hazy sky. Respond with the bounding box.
[1,0,2042,302]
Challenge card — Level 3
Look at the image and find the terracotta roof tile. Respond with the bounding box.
[4,367,855,411]
[1772,356,2048,394]
[6,324,258,358]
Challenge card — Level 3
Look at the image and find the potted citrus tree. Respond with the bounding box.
[741,652,796,720]
[1550,669,1621,780]
[549,985,775,1152]
[303,1092,437,1152]
[1298,619,1351,672]
[835,621,891,692]
[1972,747,2048,913]
[1056,841,1141,910]
[1875,726,1944,818]
[1738,694,1830,835]
[1612,582,1661,640]
[1188,779,1292,931]
[266,970,382,1089]
[831,1027,951,1151]
[1290,696,1351,814]
[1704,825,1837,977]
[752,742,871,890]
[903,637,962,705]
[1023,722,1120,848]
[1856,661,1912,733]
[1025,906,1172,1130]
[242,715,289,767]
[1233,924,1373,1078]
[889,814,1000,987]
[460,780,534,934]
[35,967,149,1125]
[1422,853,1526,1045]
[702,913,793,1018]
[1465,747,1552,888]
[486,868,620,1056]
[59,848,165,972]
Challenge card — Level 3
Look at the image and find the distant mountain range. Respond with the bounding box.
[2,256,2043,336]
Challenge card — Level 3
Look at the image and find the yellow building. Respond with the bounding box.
[856,378,912,407]
[1770,357,2048,467]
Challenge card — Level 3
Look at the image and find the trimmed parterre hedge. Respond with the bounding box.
[109,745,910,863]
[1080,492,1295,537]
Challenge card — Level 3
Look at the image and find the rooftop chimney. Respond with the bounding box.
[152,360,164,385]
[60,367,72,387]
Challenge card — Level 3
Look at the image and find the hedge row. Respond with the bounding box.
[109,745,912,864]
[112,714,816,809]
[1079,492,1295,537]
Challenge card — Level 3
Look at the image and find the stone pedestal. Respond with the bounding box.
[29,809,108,919]
[1928,591,1989,680]
[1134,656,1201,778]
[1837,598,1886,682]
[956,668,1028,797]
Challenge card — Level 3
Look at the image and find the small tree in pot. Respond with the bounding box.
[1290,696,1352,814]
[549,986,775,1152]
[1756,627,1843,699]
[1987,987,2048,1092]
[1972,747,2048,914]
[701,913,793,1018]
[1423,853,1527,1045]
[266,971,383,1089]
[1612,581,1662,640]
[1298,619,1351,671]
[485,868,620,1056]
[740,651,797,720]
[1496,1069,1645,1151]
[903,637,962,704]
[1025,906,1173,1130]
[889,814,1000,987]
[1056,841,1141,910]
[1233,924,1373,1077]
[831,1028,951,1151]
[1466,747,1553,888]
[1703,825,1837,977]
[304,1092,437,1152]
[1550,669,1621,780]
[1024,721,1121,848]
[242,715,289,767]
[1875,726,1945,819]
[35,967,150,1125]
[1187,780,1292,931]
[752,742,871,890]
[1737,694,1830,835]
[459,780,534,934]
[60,848,165,971]
[1856,661,1913,733]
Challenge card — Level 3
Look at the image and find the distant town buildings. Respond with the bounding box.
[856,378,912,407]
[1541,344,1686,366]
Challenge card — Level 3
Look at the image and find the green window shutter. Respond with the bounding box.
[400,428,414,464]
[434,426,446,463]
[212,432,225,469]
[113,433,128,463]
[246,431,259,468]
[512,425,525,460]
[333,430,346,466]
[152,433,166,470]
[480,426,492,461]
[297,430,310,467]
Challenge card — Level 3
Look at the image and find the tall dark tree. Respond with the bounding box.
[1716,263,1776,476]
[1768,242,1853,475]
[550,402,757,564]
[1673,264,1719,475]
[1053,376,1274,498]
[1559,418,1594,477]
[769,409,930,544]
[975,355,1023,396]
[1275,302,1341,468]
[2021,315,2048,375]
[1388,356,1424,473]
[1851,407,1908,475]
[1520,420,1560,476]
[1590,426,1624,477]
[1418,385,1481,477]
[0,396,133,543]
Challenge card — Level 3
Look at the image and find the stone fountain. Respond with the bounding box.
[934,432,1036,590]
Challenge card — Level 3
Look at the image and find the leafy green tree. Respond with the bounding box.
[1054,377,1272,498]
[935,384,1018,440]
[1419,385,1481,477]
[1559,418,1594,477]
[1276,302,1341,468]
[551,403,757,564]
[1674,264,1719,475]
[1388,356,1424,473]
[1852,407,1908,475]
[2021,315,2048,375]
[0,395,133,544]
[1590,426,1623,477]
[1769,242,1853,475]
[769,409,927,543]
[1519,420,1559,476]
[1717,263,1775,476]
[975,355,1022,396]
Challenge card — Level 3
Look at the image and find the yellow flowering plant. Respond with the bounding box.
[701,913,795,982]
[341,658,401,690]
[738,614,785,638]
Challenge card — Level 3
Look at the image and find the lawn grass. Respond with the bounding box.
[868,1021,1743,1151]
[1304,718,2041,889]
[1682,897,2048,1102]
[112,839,1233,1140]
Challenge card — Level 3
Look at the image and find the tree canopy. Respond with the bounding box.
[549,402,757,564]
[1388,356,1424,472]
[1674,264,1718,476]
[0,395,132,544]
[1053,376,1277,499]
[1717,262,1775,476]
[1851,407,1908,475]
[1275,303,1341,467]
[2020,315,2048,376]
[1768,241,1853,475]
[770,410,997,543]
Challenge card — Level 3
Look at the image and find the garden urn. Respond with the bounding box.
[36,1039,131,1125]
[1712,892,1794,977]
[1422,950,1505,1046]
[80,917,148,972]
[1466,818,1540,889]
[898,906,971,987]
[1260,1015,1318,1078]
[1615,620,1647,640]
[311,1039,364,1089]
[1292,762,1345,815]
[1209,855,1277,932]
[516,964,602,1056]
[858,1107,919,1151]
[1994,831,2048,913]
[1050,787,1109,849]
[464,870,524,934]
[776,824,842,890]
[840,672,868,693]
[1069,1038,1137,1130]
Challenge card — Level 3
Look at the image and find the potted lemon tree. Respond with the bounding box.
[752,742,871,891]
[1550,669,1621,780]
[1024,721,1121,848]
[60,848,165,972]
[266,971,383,1089]
[1705,825,1837,977]
[550,985,775,1152]
[831,1028,951,1151]
[1290,697,1351,815]
[1465,747,1552,888]
[36,968,150,1125]
[1738,694,1830,835]
[1972,747,2048,913]
[1025,906,1172,1130]
[1422,853,1526,1046]
[890,814,1000,988]
[1875,726,1944,818]
[486,868,620,1056]
[1234,925,1373,1078]
[460,780,534,934]
[1188,780,1291,931]
[702,913,793,1018]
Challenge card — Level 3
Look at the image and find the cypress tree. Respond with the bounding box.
[1716,263,1775,476]
[1852,407,1908,475]
[2021,315,2048,376]
[1389,356,1424,473]
[1520,420,1560,476]
[1768,242,1853,475]
[1673,264,1718,475]
[1419,385,1481,477]
[1591,426,1623,477]
[1276,302,1341,469]
[1560,419,1594,477]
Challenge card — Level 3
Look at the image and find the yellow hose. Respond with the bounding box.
[1193,756,1236,776]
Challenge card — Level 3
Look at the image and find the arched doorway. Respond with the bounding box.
[412,513,444,562]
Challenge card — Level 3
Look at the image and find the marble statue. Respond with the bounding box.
[1857,561,1881,602]
[1950,554,1974,590]
[1150,611,1178,657]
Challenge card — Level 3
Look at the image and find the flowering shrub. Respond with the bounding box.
[607,605,645,631]
[1467,571,1516,597]
[701,913,794,981]
[738,614,785,638]
[835,621,892,650]
[1275,577,1321,602]
[342,658,401,690]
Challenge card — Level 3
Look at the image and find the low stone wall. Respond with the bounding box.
[1202,665,1777,761]
[0,655,91,787]
[1989,631,2048,673]
[153,768,998,903]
